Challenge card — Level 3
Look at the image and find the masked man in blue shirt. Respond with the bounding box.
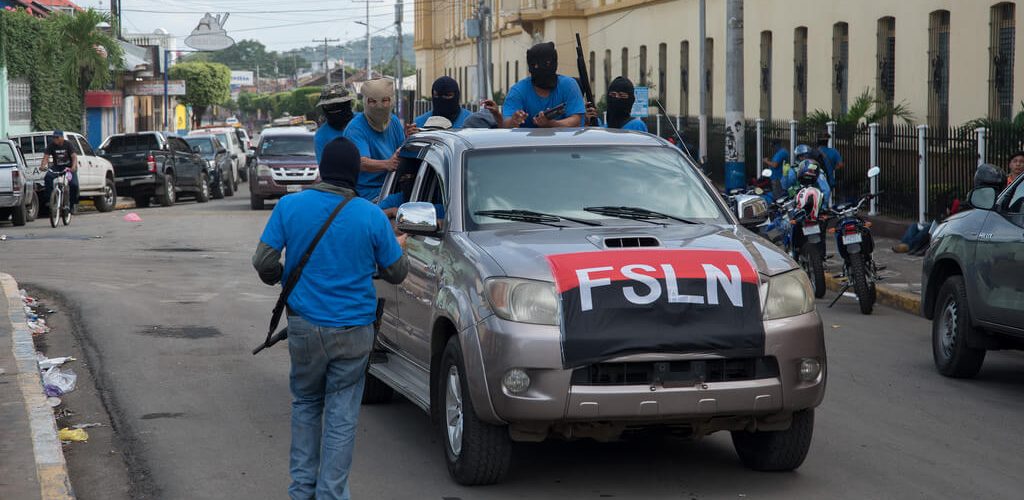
[501,42,586,128]
[584,76,648,132]
[342,78,405,200]
[314,84,357,161]
[412,76,472,130]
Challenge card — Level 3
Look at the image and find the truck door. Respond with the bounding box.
[975,179,1024,332]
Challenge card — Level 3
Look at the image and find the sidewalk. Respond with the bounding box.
[823,234,924,315]
[0,274,74,500]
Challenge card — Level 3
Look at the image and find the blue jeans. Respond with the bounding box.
[286,316,374,500]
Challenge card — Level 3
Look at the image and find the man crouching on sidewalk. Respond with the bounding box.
[252,136,408,499]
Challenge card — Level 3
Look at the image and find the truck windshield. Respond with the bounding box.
[464,146,726,228]
[0,144,16,163]
[106,135,160,153]
[184,138,215,155]
[259,136,314,157]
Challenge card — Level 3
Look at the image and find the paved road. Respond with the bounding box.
[1,189,1022,499]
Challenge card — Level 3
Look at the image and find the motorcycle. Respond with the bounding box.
[827,166,882,314]
[787,183,828,298]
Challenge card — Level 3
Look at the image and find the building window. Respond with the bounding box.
[833,22,849,116]
[990,3,1016,121]
[639,45,648,86]
[876,17,896,127]
[621,47,629,79]
[658,43,667,106]
[794,27,807,120]
[680,41,690,117]
[604,49,612,92]
[929,11,951,130]
[705,38,714,116]
[9,77,31,125]
[760,31,772,121]
[589,50,596,90]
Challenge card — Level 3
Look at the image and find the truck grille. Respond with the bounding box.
[570,357,779,386]
[271,166,318,183]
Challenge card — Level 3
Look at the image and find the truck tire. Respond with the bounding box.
[932,275,986,378]
[26,190,38,222]
[731,409,814,471]
[224,171,235,197]
[93,177,117,212]
[196,173,211,203]
[12,198,27,226]
[439,336,511,486]
[250,195,264,210]
[158,174,176,207]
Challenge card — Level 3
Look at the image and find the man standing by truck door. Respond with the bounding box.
[40,130,80,215]
[252,136,408,499]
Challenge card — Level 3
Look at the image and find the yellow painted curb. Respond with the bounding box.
[2,274,75,500]
[824,273,921,315]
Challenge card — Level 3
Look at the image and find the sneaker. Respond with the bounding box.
[69,205,78,215]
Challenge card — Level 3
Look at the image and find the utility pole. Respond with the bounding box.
[724,0,744,190]
[314,37,340,85]
[110,0,121,38]
[256,64,261,94]
[698,0,707,166]
[472,0,493,102]
[395,0,404,120]
[354,1,383,77]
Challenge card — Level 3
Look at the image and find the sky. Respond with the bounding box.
[78,0,414,51]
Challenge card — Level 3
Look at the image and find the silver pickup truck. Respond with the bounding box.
[0,139,35,225]
[366,128,827,485]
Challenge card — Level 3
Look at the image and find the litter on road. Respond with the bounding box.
[123,212,143,222]
[37,353,76,370]
[58,428,89,442]
[42,366,77,395]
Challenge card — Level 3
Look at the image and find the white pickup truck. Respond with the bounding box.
[0,139,36,225]
[9,131,118,212]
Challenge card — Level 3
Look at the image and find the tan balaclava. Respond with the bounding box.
[361,78,395,133]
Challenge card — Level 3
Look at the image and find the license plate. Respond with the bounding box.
[286,184,302,193]
[843,233,863,245]
[803,224,821,235]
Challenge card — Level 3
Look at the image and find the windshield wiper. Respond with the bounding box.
[474,209,602,227]
[582,206,699,225]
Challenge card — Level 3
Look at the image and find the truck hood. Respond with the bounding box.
[467,224,796,282]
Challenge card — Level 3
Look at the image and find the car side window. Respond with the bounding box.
[68,136,83,155]
[77,137,95,157]
[413,160,447,210]
[1005,179,1024,216]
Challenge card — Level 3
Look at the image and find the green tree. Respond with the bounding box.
[803,88,915,132]
[49,9,123,105]
[170,62,231,127]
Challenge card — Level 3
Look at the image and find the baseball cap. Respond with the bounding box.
[422,116,453,130]
[52,130,64,138]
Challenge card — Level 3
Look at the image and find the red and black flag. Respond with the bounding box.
[547,249,765,368]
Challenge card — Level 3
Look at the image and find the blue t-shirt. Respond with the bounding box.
[598,117,648,132]
[502,75,586,128]
[260,190,403,327]
[414,108,473,128]
[769,148,789,181]
[819,146,842,184]
[342,113,406,200]
[314,123,346,163]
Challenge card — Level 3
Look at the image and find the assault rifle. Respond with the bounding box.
[575,33,599,126]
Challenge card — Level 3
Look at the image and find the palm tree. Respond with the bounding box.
[803,88,915,133]
[48,9,123,128]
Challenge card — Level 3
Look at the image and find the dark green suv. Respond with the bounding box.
[922,173,1024,378]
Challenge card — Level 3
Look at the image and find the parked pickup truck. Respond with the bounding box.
[9,131,117,213]
[0,139,35,225]
[98,132,212,207]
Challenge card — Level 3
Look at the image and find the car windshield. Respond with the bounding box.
[0,143,17,163]
[105,134,160,153]
[184,138,215,155]
[259,135,314,156]
[464,146,726,228]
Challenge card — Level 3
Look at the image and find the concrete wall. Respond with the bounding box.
[414,0,1023,125]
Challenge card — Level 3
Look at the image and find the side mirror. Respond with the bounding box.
[396,202,439,236]
[734,194,769,228]
[968,186,997,211]
[96,149,105,156]
[867,166,881,178]
[761,168,774,178]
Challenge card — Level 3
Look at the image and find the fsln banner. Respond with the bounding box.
[547,249,765,368]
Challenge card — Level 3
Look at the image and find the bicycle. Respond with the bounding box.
[49,168,73,228]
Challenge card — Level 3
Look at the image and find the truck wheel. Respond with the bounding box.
[134,194,152,208]
[731,409,814,471]
[93,178,117,212]
[932,275,986,378]
[250,195,265,210]
[196,173,211,203]
[224,171,235,197]
[212,170,226,199]
[800,244,826,299]
[26,190,38,222]
[439,336,511,486]
[158,174,176,207]
[12,200,27,226]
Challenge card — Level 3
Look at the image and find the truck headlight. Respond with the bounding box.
[762,270,815,320]
[485,278,560,326]
[257,164,271,176]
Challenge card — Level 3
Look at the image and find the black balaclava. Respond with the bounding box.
[323,102,354,131]
[431,76,461,122]
[606,76,635,129]
[527,42,558,90]
[319,137,361,190]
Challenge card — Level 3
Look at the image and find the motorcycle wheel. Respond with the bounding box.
[800,244,826,299]
[849,253,874,314]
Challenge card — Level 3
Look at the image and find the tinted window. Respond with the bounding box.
[258,135,315,157]
[77,137,95,156]
[105,134,161,153]
[170,138,191,154]
[217,134,234,149]
[32,136,48,154]
[1006,179,1024,215]
[184,138,215,155]
[0,143,17,163]
[464,146,726,227]
[68,137,83,155]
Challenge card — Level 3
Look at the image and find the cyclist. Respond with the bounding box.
[40,130,79,215]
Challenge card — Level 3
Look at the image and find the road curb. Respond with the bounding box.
[824,273,921,316]
[1,274,75,499]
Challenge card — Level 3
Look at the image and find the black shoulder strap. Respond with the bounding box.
[261,195,352,347]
